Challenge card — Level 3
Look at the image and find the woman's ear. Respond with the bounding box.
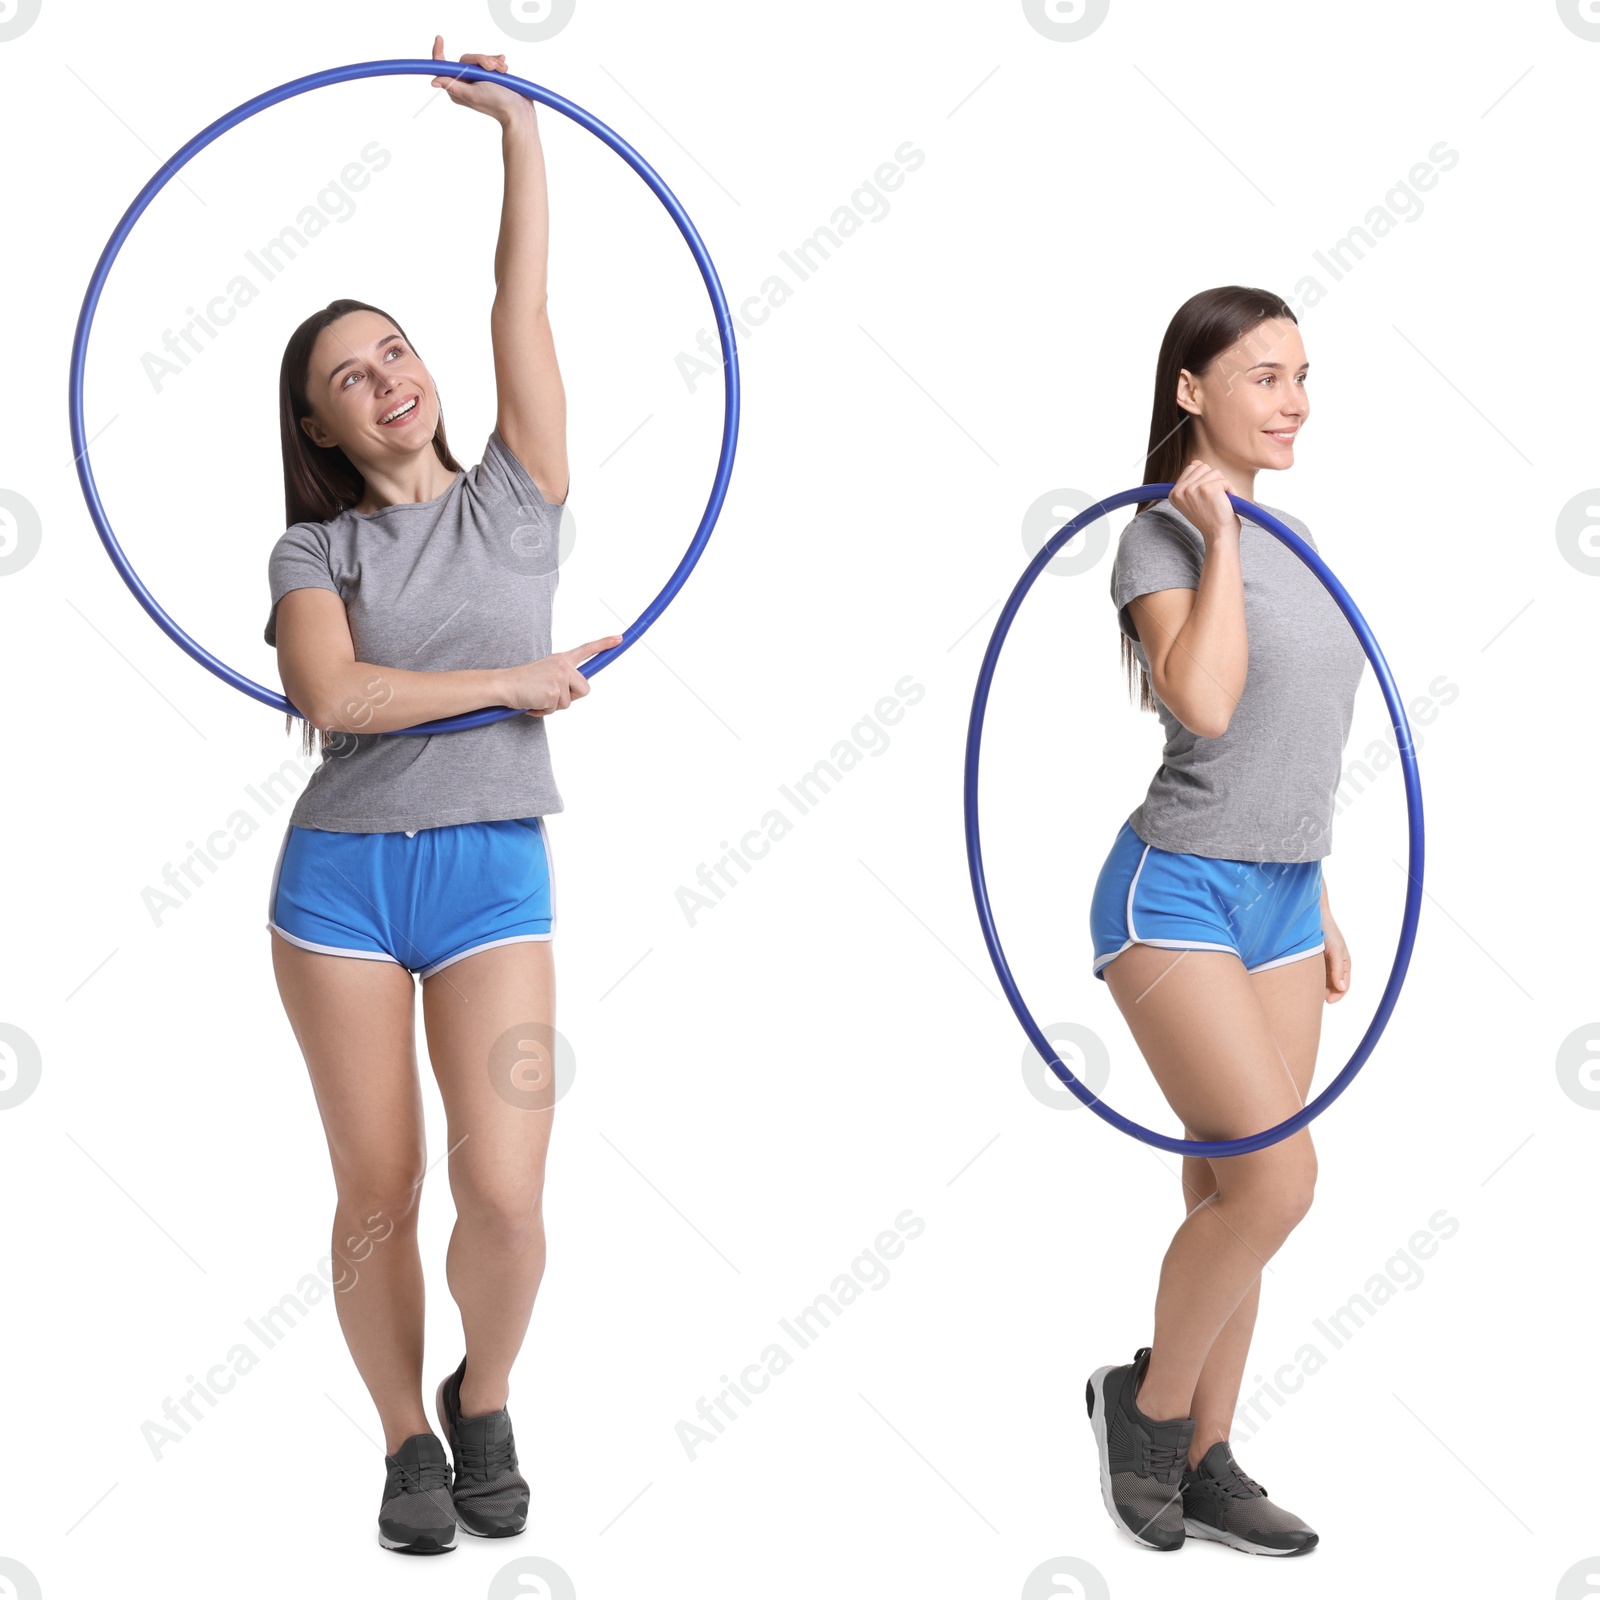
[300,413,333,449]
[1177,368,1203,419]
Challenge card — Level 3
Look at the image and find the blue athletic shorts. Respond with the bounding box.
[267,816,555,980]
[1089,819,1323,982]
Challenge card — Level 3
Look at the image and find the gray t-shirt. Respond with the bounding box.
[264,427,565,834]
[1110,498,1366,863]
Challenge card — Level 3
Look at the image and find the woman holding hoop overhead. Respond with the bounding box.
[1083,287,1365,1557]
[262,39,620,1555]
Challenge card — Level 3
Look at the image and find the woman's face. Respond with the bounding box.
[1180,316,1309,471]
[299,309,439,463]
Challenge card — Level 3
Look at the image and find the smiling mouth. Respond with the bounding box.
[378,396,419,426]
[1264,428,1299,441]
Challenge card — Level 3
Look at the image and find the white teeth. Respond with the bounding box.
[380,397,416,424]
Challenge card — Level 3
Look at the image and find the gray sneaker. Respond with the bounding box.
[435,1355,530,1537]
[377,1432,457,1554]
[1085,1346,1195,1551]
[1181,1440,1319,1555]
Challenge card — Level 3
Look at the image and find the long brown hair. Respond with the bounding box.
[277,298,465,756]
[1121,285,1298,712]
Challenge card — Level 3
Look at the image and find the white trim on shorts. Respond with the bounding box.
[417,814,556,980]
[419,931,552,980]
[269,923,403,964]
[1246,942,1325,975]
[1093,842,1327,977]
[265,821,404,966]
[1091,840,1243,975]
[541,815,557,932]
[265,815,557,978]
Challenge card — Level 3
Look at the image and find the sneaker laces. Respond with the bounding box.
[460,1425,517,1482]
[393,1455,451,1495]
[1140,1438,1187,1477]
[1210,1456,1267,1499]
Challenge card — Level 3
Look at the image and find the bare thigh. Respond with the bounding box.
[270,930,427,1212]
[1189,952,1326,1201]
[1246,952,1325,1109]
[421,939,558,1212]
[1101,946,1318,1194]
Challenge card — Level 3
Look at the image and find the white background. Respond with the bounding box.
[2,1,1596,1597]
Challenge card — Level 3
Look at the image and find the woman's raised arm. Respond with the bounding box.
[430,34,569,506]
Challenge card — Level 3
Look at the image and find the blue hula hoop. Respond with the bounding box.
[964,486,1425,1156]
[68,58,739,737]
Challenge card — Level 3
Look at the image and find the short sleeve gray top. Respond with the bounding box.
[1109,498,1365,863]
[264,427,565,834]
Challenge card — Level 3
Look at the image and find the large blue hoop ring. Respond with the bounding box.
[68,59,739,736]
[964,486,1424,1156]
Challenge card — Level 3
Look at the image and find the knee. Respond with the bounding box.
[1275,1160,1317,1234]
[1233,1145,1317,1240]
[454,1171,546,1245]
[333,1156,427,1234]
[1181,1151,1219,1212]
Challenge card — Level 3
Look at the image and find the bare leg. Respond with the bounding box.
[270,930,432,1455]
[1184,952,1325,1463]
[421,939,556,1418]
[1178,1162,1261,1467]
[1100,946,1319,1426]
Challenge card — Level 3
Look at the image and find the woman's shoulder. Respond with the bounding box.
[1117,499,1202,549]
[1244,501,1316,550]
[270,516,331,552]
[1121,497,1313,543]
[467,426,565,514]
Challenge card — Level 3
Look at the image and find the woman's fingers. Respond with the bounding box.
[430,36,507,77]
[561,634,626,663]
[1325,943,1351,1001]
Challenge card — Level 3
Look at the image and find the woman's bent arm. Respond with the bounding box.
[276,587,509,734]
[1127,531,1248,738]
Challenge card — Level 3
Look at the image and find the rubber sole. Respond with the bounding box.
[1086,1364,1181,1551]
[1182,1515,1317,1556]
[378,1526,456,1554]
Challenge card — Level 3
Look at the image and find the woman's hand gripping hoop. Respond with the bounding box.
[963,485,1425,1156]
[68,58,739,736]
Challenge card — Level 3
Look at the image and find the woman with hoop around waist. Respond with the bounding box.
[262,39,620,1554]
[1083,286,1365,1556]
